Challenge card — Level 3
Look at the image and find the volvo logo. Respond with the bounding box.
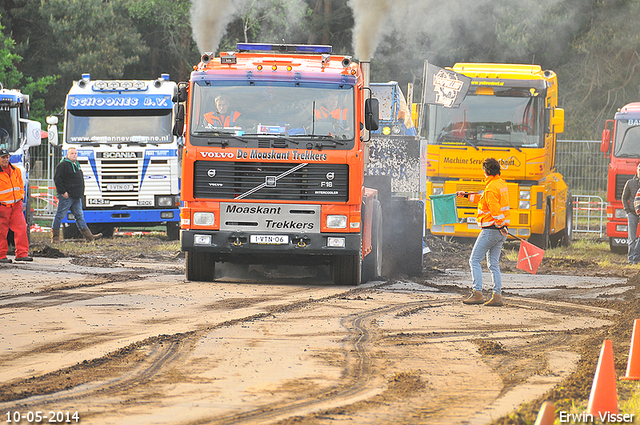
[207,169,216,178]
[265,176,277,187]
[326,172,335,181]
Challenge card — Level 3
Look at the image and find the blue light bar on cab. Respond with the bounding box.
[236,43,332,54]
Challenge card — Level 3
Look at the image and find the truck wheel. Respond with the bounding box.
[89,224,114,238]
[166,223,180,241]
[362,200,382,283]
[186,251,215,282]
[62,224,81,239]
[562,193,573,247]
[530,204,550,250]
[332,251,362,286]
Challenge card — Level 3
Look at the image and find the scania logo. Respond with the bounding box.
[326,172,335,181]
[207,169,216,178]
[103,152,137,158]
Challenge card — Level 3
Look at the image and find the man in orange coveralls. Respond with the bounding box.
[0,148,31,263]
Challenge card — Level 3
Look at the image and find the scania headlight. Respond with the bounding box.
[193,212,215,226]
[327,215,347,229]
[615,208,628,219]
[157,196,175,207]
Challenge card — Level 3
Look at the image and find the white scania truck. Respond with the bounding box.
[53,74,181,239]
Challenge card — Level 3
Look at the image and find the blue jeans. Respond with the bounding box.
[469,228,507,294]
[628,213,640,263]
[52,196,87,231]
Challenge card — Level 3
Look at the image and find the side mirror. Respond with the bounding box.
[21,119,41,147]
[174,83,187,103]
[551,108,565,134]
[365,98,379,131]
[46,115,59,147]
[173,104,185,137]
[601,129,611,153]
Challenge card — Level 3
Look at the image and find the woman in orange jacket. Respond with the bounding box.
[456,157,510,306]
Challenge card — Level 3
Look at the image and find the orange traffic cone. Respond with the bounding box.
[533,401,555,425]
[587,339,618,416]
[621,318,640,380]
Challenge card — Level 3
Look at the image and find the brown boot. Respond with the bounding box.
[80,227,103,241]
[484,292,503,307]
[51,228,60,243]
[463,291,484,305]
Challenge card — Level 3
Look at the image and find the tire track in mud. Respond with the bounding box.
[197,299,444,425]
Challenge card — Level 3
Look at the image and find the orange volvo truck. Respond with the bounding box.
[175,43,424,284]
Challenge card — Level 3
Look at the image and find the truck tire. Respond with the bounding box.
[89,224,114,238]
[186,251,215,282]
[550,192,573,247]
[333,250,362,286]
[530,203,550,250]
[166,223,180,241]
[362,199,383,283]
[62,224,81,240]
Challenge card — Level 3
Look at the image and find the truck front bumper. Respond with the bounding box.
[181,229,361,260]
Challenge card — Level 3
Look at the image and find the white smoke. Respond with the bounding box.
[190,0,239,53]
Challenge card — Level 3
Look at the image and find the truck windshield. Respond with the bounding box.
[66,110,173,144]
[614,120,640,158]
[0,108,19,152]
[425,88,544,149]
[190,83,355,148]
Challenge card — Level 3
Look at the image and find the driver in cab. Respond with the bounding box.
[204,95,241,128]
[314,93,349,130]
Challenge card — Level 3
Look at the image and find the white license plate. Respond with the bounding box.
[106,184,134,191]
[250,235,289,245]
[467,217,477,223]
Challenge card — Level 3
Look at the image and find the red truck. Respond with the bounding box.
[601,102,640,252]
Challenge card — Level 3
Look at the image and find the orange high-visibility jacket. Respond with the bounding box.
[0,164,24,205]
[204,111,241,127]
[468,175,510,228]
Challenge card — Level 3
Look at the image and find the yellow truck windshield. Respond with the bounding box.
[426,88,544,149]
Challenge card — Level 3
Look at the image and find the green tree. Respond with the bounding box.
[0,17,57,122]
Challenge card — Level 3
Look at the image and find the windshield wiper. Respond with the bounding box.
[196,130,248,145]
[438,133,479,151]
[480,136,522,152]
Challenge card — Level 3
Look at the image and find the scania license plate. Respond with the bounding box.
[250,235,289,245]
[106,184,134,191]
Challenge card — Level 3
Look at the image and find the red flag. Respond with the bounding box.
[516,240,545,274]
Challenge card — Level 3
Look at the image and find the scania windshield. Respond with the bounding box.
[66,109,173,144]
[189,83,355,149]
[425,87,544,149]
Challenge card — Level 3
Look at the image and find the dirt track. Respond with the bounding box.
[0,234,638,424]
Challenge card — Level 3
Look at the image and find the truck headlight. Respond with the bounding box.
[432,187,444,196]
[193,212,215,226]
[617,224,628,233]
[615,209,627,219]
[519,200,530,209]
[157,196,174,207]
[327,215,347,229]
[519,190,531,200]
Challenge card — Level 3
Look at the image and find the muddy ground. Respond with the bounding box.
[0,232,638,424]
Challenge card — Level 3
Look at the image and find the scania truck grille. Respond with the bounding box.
[194,161,349,202]
[100,158,140,201]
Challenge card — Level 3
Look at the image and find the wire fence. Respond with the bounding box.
[27,139,610,224]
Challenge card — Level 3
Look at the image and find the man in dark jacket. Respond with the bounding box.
[622,163,640,263]
[51,147,101,242]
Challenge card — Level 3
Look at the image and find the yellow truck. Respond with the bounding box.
[420,63,572,248]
